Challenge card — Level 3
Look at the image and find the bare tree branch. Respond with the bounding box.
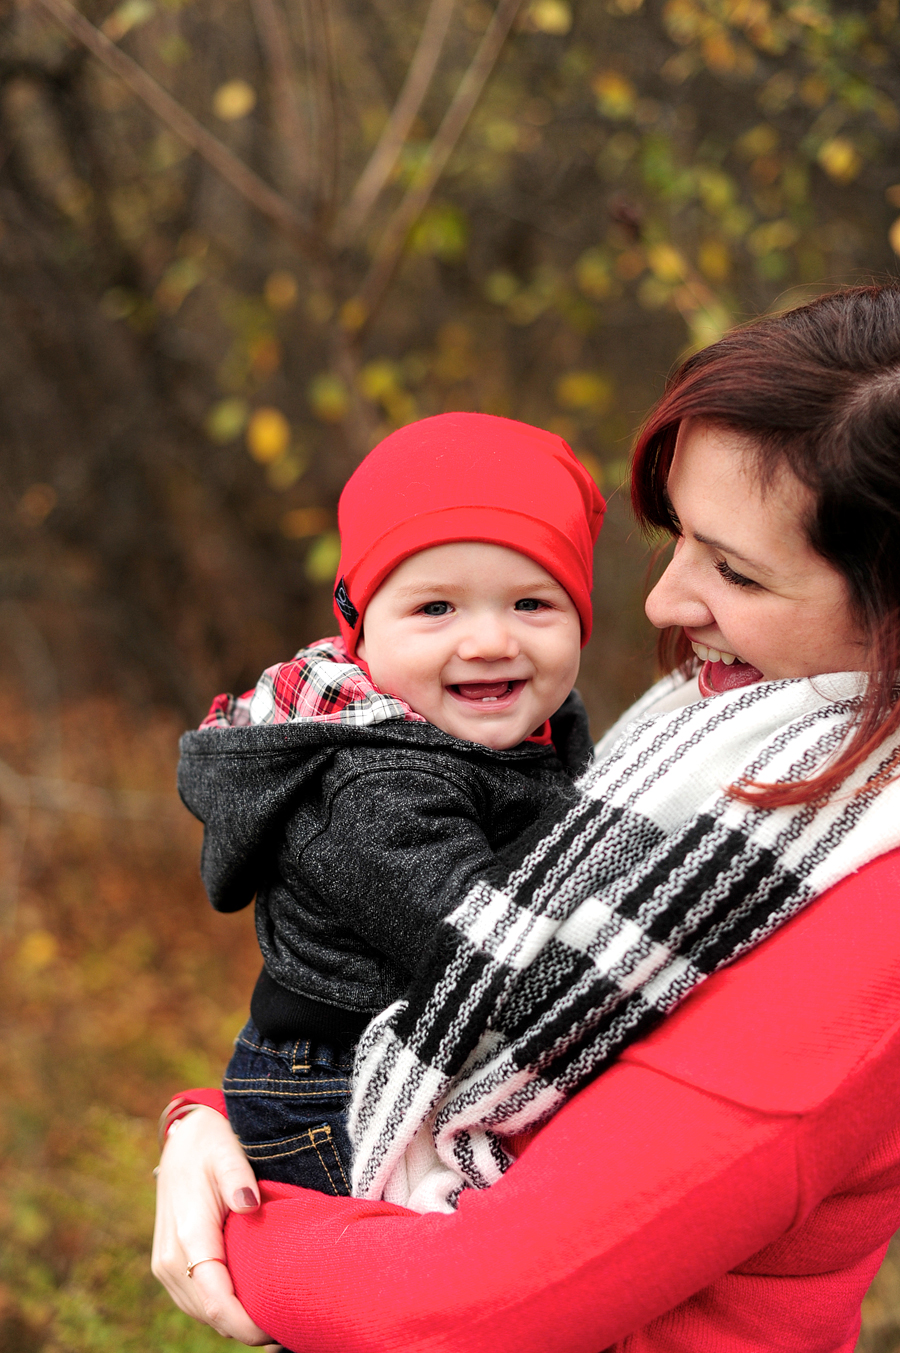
[316,0,341,227]
[334,0,455,246]
[27,0,320,257]
[298,0,340,228]
[249,0,309,201]
[350,0,525,333]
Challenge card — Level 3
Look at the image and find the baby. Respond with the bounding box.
[178,411,604,1193]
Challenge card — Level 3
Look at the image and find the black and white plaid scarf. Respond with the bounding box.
[348,671,900,1212]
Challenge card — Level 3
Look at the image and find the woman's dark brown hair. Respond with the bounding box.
[631,282,900,807]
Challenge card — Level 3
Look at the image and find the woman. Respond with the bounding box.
[153,283,900,1351]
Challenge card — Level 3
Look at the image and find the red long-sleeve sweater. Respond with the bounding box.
[184,845,900,1351]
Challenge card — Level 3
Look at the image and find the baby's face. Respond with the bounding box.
[356,542,581,750]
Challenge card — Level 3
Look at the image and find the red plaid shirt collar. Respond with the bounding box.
[200,636,426,730]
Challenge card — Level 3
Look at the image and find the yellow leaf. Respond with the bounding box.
[246,407,290,463]
[339,298,368,332]
[698,238,731,281]
[786,2,832,31]
[305,531,342,583]
[213,80,256,122]
[817,137,862,185]
[308,374,349,423]
[592,71,636,120]
[205,397,248,443]
[702,30,738,71]
[889,217,900,257]
[485,271,519,305]
[736,123,779,159]
[689,306,731,348]
[154,257,203,314]
[647,243,687,283]
[747,219,800,255]
[264,271,298,310]
[555,371,614,412]
[281,507,332,540]
[101,0,154,40]
[17,930,58,973]
[575,248,613,299]
[359,360,400,402]
[484,119,520,152]
[528,0,572,33]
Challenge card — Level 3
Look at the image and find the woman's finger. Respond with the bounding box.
[151,1106,274,1345]
[188,1257,275,1345]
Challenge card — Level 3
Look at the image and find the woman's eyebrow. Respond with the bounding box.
[692,530,775,577]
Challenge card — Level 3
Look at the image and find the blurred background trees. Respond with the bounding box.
[1,0,898,721]
[2,0,900,1347]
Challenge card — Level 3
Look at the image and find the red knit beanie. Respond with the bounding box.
[333,412,605,655]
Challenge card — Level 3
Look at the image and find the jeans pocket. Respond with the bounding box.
[223,1019,353,1191]
[238,1122,351,1194]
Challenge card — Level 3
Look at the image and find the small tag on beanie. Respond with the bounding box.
[334,576,360,628]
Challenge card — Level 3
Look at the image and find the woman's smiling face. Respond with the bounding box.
[644,420,868,681]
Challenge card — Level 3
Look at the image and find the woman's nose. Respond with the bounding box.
[456,613,519,662]
[644,544,715,632]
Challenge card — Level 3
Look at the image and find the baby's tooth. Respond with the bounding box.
[720,652,736,665]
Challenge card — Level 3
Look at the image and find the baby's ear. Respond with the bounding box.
[355,630,366,661]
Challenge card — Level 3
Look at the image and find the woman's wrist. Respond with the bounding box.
[157,1089,228,1148]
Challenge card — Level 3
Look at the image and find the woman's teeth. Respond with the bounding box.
[691,642,738,666]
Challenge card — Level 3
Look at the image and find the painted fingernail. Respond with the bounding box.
[234,1187,259,1208]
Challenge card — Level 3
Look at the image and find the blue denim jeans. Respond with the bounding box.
[223,1019,353,1194]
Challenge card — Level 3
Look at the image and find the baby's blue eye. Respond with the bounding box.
[420,601,451,616]
[515,598,544,612]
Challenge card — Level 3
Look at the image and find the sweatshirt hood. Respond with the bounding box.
[178,685,592,917]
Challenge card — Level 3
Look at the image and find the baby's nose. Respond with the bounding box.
[456,614,519,661]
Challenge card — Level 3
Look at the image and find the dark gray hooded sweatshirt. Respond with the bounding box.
[178,691,592,1042]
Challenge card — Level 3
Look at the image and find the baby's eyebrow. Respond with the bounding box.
[393,577,566,598]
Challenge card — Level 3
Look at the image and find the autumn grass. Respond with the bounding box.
[0,686,898,1351]
[0,689,258,1350]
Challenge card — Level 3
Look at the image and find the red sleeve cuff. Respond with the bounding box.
[158,1088,227,1145]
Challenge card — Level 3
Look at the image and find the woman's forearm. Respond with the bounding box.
[225,1061,802,1352]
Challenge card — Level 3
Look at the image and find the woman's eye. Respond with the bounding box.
[419,601,451,616]
[714,558,758,589]
[515,598,546,612]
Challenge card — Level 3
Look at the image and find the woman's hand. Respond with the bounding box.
[151,1106,280,1348]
